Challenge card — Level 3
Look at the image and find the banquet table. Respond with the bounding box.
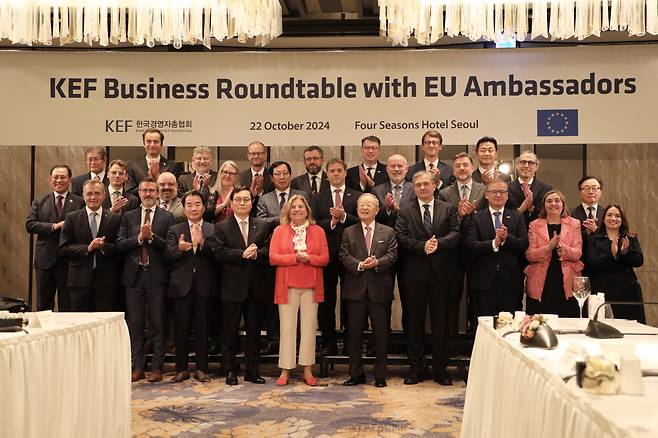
[0,312,131,438]
[461,317,658,438]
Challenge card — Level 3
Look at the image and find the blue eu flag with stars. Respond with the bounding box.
[537,109,578,136]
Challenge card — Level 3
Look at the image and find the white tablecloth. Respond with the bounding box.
[0,312,131,438]
[462,317,658,438]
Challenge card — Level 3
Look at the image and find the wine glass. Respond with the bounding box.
[572,276,591,319]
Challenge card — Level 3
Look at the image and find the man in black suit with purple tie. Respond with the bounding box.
[395,170,460,386]
[59,179,122,312]
[117,177,176,383]
[340,193,397,388]
[209,187,271,385]
[26,165,84,311]
[464,179,528,317]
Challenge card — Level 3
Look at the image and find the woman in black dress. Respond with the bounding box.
[587,204,645,323]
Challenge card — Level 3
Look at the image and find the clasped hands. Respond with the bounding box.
[242,243,258,259]
[424,235,439,255]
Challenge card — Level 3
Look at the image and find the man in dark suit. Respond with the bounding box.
[407,130,454,188]
[177,146,218,199]
[105,159,140,215]
[209,187,271,385]
[346,136,389,193]
[59,180,122,312]
[571,176,604,276]
[26,164,84,311]
[373,154,415,228]
[70,146,109,196]
[117,177,176,383]
[290,145,328,196]
[339,193,397,388]
[126,128,183,194]
[238,141,274,215]
[395,170,460,386]
[164,191,218,383]
[312,158,360,355]
[506,151,552,226]
[472,136,512,184]
[464,179,528,317]
[256,161,308,230]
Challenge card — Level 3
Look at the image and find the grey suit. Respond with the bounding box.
[159,197,185,222]
[372,180,416,228]
[256,189,308,229]
[439,181,486,214]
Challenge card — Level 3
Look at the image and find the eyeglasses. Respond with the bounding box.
[248,151,265,157]
[232,197,252,204]
[580,186,601,192]
[362,146,380,151]
[273,172,290,177]
[51,175,69,180]
[139,188,157,193]
[518,160,537,166]
[487,190,508,195]
[423,140,441,146]
[221,170,238,177]
[87,157,103,162]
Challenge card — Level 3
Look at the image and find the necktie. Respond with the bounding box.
[423,204,432,233]
[334,189,342,208]
[89,212,98,268]
[493,211,502,230]
[55,195,64,218]
[198,175,204,190]
[522,182,530,197]
[112,191,120,203]
[587,206,595,220]
[365,225,372,255]
[240,220,249,246]
[161,200,169,211]
[191,223,199,253]
[279,192,286,210]
[93,175,100,181]
[461,185,469,201]
[311,176,318,194]
[393,185,401,204]
[141,209,151,265]
[428,163,435,170]
[366,167,374,179]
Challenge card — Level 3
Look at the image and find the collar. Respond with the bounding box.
[458,180,473,191]
[109,186,123,195]
[488,206,504,215]
[251,167,265,177]
[308,170,323,179]
[330,184,346,193]
[418,197,434,209]
[188,220,203,228]
[53,191,69,198]
[235,214,249,225]
[91,171,105,181]
[85,206,103,217]
[424,158,439,168]
[141,205,155,214]
[478,165,494,174]
[145,156,161,165]
[582,202,598,212]
[361,221,375,232]
[390,181,404,190]
[275,188,290,197]
[518,177,534,186]
[362,162,378,170]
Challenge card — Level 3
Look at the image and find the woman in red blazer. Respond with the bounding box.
[269,194,329,386]
[524,190,584,316]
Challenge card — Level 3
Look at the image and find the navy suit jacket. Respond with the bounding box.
[506,178,552,226]
[345,162,389,193]
[126,156,183,194]
[406,160,454,188]
[311,185,360,260]
[71,172,109,196]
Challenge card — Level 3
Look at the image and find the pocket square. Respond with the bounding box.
[378,240,385,243]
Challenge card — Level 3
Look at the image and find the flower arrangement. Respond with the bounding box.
[519,314,548,339]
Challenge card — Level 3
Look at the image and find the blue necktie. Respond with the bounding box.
[493,211,502,230]
[423,204,432,233]
[89,212,98,268]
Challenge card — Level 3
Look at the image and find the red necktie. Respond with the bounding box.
[334,189,342,208]
[522,182,530,197]
[140,209,151,265]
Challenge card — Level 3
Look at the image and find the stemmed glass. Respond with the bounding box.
[572,276,591,319]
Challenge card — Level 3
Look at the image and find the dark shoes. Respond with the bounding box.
[226,371,239,385]
[403,370,425,385]
[131,369,145,382]
[343,375,366,386]
[318,343,337,357]
[244,373,266,384]
[259,343,278,356]
[171,371,190,383]
[193,370,211,382]
[147,370,163,383]
[434,369,453,386]
[374,378,387,388]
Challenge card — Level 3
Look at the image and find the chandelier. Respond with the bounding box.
[0,0,283,49]
[379,0,658,46]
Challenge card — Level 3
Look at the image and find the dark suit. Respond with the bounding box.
[339,222,397,379]
[472,168,512,184]
[311,185,360,347]
[571,204,604,276]
[103,188,139,214]
[506,178,552,226]
[177,171,218,199]
[26,192,84,311]
[71,172,109,197]
[395,198,460,373]
[117,206,176,372]
[464,208,528,317]
[372,181,416,228]
[209,216,270,376]
[239,167,274,216]
[407,160,454,188]
[346,162,389,193]
[164,221,218,373]
[59,207,122,311]
[291,171,328,196]
[126,156,183,194]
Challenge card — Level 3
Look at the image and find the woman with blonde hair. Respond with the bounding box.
[206,160,239,222]
[269,195,329,386]
[524,190,583,316]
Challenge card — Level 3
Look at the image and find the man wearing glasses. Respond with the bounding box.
[239,141,274,205]
[346,136,389,193]
[256,161,308,230]
[71,146,110,196]
[506,151,552,226]
[407,130,454,189]
[571,176,604,275]
[464,179,528,317]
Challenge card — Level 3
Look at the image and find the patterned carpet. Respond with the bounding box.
[131,365,465,437]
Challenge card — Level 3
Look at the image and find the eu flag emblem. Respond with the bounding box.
[537,109,579,136]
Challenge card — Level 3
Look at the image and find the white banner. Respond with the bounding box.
[0,45,656,146]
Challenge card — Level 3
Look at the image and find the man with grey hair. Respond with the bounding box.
[178,146,218,198]
[373,154,415,228]
[506,151,552,226]
[71,146,109,196]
